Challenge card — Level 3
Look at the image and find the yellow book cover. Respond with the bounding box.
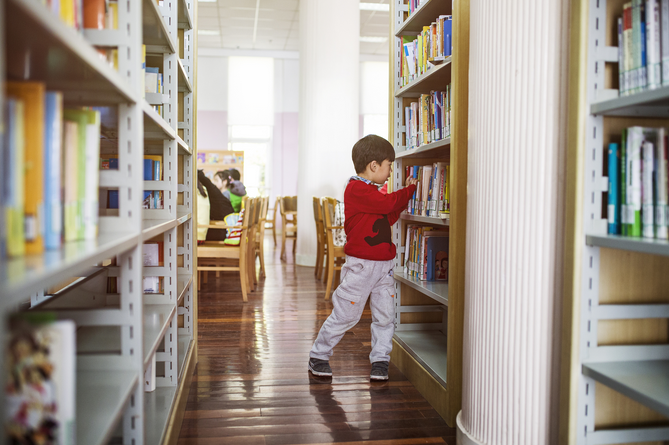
[417,34,423,75]
[445,165,450,212]
[420,94,430,144]
[63,110,88,241]
[423,26,429,71]
[6,82,45,255]
[61,0,76,28]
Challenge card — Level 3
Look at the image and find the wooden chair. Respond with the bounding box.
[266,197,279,247]
[322,197,346,300]
[197,197,259,302]
[313,197,327,280]
[279,195,298,261]
[255,196,270,279]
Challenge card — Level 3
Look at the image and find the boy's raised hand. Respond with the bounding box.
[405,176,419,187]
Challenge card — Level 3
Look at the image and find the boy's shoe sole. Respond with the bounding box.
[370,374,389,381]
[308,363,332,377]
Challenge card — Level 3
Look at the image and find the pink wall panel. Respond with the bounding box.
[197,111,228,150]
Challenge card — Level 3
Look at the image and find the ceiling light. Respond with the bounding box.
[360,3,390,12]
[360,36,388,43]
[198,29,220,35]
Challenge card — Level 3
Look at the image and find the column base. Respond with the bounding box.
[295,253,316,267]
[456,411,485,445]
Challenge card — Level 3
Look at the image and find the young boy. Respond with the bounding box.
[308,134,419,380]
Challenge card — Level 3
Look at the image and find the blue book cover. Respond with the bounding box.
[641,2,648,89]
[426,236,449,281]
[444,17,452,56]
[608,143,620,234]
[412,167,419,214]
[107,159,120,209]
[44,92,63,250]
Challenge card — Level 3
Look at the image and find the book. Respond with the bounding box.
[663,0,669,85]
[656,129,668,239]
[627,127,643,236]
[83,109,101,240]
[3,98,26,257]
[426,234,449,281]
[44,92,63,250]
[63,109,89,241]
[608,143,621,234]
[624,3,634,94]
[621,128,628,235]
[646,0,662,89]
[7,82,46,254]
[83,0,106,29]
[63,121,79,242]
[5,314,76,444]
[642,139,655,238]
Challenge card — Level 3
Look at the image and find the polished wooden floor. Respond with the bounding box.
[179,236,455,445]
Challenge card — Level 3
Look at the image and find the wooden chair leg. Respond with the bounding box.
[203,270,208,284]
[259,244,266,278]
[292,232,297,255]
[322,249,329,283]
[314,241,322,277]
[272,224,277,247]
[239,250,249,302]
[198,270,201,291]
[281,223,287,261]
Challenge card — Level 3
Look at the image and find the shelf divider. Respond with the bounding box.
[394,269,449,305]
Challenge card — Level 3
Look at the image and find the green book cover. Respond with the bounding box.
[629,126,643,237]
[63,109,88,241]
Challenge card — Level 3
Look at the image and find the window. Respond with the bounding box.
[361,61,390,138]
[228,57,274,197]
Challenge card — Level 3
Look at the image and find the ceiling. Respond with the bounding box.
[196,0,390,55]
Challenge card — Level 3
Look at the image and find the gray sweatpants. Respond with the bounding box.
[310,256,396,363]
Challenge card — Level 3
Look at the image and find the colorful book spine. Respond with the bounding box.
[663,0,669,85]
[83,110,101,240]
[624,3,634,94]
[629,127,643,236]
[3,98,26,257]
[44,92,63,249]
[7,82,46,254]
[63,121,79,241]
[621,128,628,235]
[656,129,669,239]
[640,0,649,90]
[608,143,620,234]
[647,0,662,89]
[619,17,626,95]
[642,139,655,238]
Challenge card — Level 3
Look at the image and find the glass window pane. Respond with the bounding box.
[228,57,274,126]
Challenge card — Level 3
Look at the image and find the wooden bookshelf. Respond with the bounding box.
[389,0,468,428]
[562,0,669,442]
[0,0,198,443]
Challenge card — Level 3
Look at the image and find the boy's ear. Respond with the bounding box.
[368,160,378,172]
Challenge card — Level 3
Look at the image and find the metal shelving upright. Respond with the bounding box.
[389,0,468,427]
[571,0,669,442]
[0,0,197,443]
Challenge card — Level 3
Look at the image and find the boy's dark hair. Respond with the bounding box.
[228,168,241,181]
[351,135,395,174]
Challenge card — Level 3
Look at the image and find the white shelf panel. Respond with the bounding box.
[582,360,669,418]
[143,100,176,140]
[0,231,138,307]
[145,386,178,445]
[77,369,139,445]
[142,218,179,241]
[76,304,176,368]
[177,273,193,306]
[6,0,136,104]
[177,135,191,154]
[143,0,177,54]
[394,269,449,305]
[177,212,192,225]
[586,234,669,257]
[177,58,193,93]
[396,138,451,159]
[400,212,450,226]
[395,59,451,98]
[177,0,193,30]
[395,0,452,36]
[394,330,447,386]
[178,334,192,378]
[590,85,669,117]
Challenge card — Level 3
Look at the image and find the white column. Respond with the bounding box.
[458,1,569,444]
[295,0,360,266]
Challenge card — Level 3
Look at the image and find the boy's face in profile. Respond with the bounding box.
[369,159,393,185]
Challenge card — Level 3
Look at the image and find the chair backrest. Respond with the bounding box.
[322,197,337,232]
[280,195,297,216]
[312,197,320,223]
[258,196,269,223]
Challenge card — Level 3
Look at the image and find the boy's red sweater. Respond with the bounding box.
[344,180,417,261]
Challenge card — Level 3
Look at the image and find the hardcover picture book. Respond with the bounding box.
[5,315,75,445]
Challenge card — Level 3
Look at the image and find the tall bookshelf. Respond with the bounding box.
[389,0,468,427]
[564,0,669,443]
[0,0,197,443]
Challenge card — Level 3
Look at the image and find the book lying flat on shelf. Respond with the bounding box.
[5,314,76,445]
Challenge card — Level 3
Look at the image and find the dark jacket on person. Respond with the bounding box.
[198,170,234,241]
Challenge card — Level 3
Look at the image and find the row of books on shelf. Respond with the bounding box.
[406,162,450,217]
[100,156,165,211]
[400,15,452,87]
[406,0,430,16]
[196,152,244,165]
[607,126,669,239]
[404,86,451,149]
[2,83,101,257]
[403,225,449,281]
[40,0,116,31]
[616,0,669,96]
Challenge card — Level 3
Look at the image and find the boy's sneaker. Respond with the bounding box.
[370,361,389,381]
[308,358,332,377]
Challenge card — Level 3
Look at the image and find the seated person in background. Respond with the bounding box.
[213,169,230,195]
[196,179,210,244]
[225,168,247,213]
[198,170,235,241]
